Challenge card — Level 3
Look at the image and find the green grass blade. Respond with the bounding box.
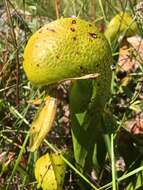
[111,134,118,190]
[6,133,29,190]
[44,140,99,190]
[98,0,107,23]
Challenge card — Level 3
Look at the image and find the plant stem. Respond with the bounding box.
[5,0,20,105]
[55,0,61,19]
[44,140,99,190]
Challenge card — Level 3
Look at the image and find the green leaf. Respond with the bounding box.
[35,152,67,190]
[70,80,107,175]
[29,97,57,152]
[70,80,93,170]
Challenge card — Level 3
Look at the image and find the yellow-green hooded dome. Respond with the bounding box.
[23,17,112,88]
